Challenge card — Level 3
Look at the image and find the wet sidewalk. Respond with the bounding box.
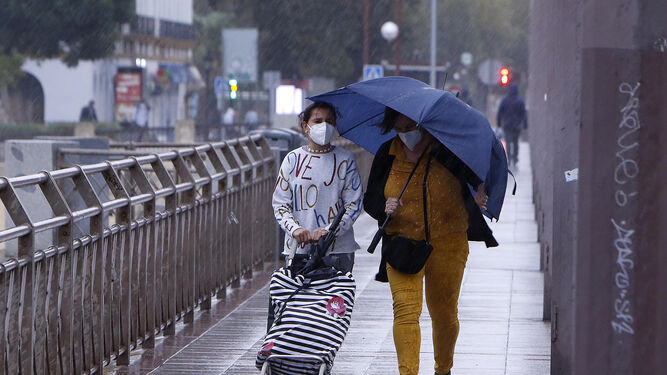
[122,142,549,375]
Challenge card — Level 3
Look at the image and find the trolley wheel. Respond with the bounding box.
[260,361,270,375]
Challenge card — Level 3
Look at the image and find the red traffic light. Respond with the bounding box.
[499,67,510,86]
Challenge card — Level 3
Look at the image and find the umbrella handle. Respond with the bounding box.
[367,228,385,254]
[367,216,389,254]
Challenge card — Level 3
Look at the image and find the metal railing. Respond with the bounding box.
[0,135,276,374]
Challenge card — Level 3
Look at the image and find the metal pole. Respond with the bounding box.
[363,0,370,66]
[430,0,437,87]
[394,0,402,75]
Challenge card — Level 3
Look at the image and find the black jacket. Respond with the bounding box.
[496,84,527,130]
[363,139,498,248]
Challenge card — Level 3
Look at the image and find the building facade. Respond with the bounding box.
[20,0,199,130]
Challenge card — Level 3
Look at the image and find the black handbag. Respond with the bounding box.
[381,150,435,274]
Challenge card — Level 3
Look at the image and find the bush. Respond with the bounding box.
[0,122,121,141]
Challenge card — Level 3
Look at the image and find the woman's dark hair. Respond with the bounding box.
[298,101,337,124]
[377,106,400,134]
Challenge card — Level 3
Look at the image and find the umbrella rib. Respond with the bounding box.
[339,111,385,137]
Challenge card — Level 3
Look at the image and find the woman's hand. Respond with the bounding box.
[311,229,328,243]
[385,197,403,217]
[293,228,311,245]
[474,184,488,211]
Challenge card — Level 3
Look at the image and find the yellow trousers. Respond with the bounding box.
[386,233,469,375]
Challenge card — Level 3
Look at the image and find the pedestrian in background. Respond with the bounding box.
[364,107,497,375]
[496,83,527,166]
[244,109,258,126]
[134,99,150,141]
[272,101,363,274]
[79,100,97,122]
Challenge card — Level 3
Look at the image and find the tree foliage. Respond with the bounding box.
[0,0,135,85]
[1,0,135,64]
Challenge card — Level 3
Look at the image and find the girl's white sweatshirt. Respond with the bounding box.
[272,146,363,256]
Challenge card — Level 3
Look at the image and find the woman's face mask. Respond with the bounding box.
[397,129,422,150]
[308,122,336,146]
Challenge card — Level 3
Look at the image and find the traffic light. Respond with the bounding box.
[499,67,510,86]
[228,79,238,99]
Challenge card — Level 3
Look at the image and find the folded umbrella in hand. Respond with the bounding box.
[299,208,347,275]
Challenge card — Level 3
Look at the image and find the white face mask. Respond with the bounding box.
[308,122,336,146]
[398,129,422,150]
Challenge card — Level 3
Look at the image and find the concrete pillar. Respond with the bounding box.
[537,1,583,374]
[575,0,667,373]
[175,119,195,143]
[527,0,556,323]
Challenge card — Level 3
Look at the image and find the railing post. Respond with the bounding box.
[248,136,276,262]
[240,137,264,271]
[0,178,35,375]
[205,145,229,301]
[39,172,75,375]
[185,149,213,310]
[218,143,242,288]
[99,163,132,366]
[149,156,178,336]
[171,152,196,324]
[231,140,254,279]
[70,169,106,373]
[128,158,158,348]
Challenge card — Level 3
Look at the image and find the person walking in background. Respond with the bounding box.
[272,101,363,274]
[496,83,527,166]
[134,99,150,141]
[364,107,497,375]
[244,109,258,126]
[223,107,235,125]
[79,100,97,122]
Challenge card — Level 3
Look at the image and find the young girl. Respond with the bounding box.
[272,101,363,273]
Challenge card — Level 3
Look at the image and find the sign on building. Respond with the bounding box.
[115,67,143,122]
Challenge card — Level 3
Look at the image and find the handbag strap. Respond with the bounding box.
[396,142,432,202]
[422,150,434,243]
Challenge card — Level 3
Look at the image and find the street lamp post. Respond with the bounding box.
[430,0,437,87]
[381,21,399,75]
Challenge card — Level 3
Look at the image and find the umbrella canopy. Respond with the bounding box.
[308,76,510,220]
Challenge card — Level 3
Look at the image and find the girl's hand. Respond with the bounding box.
[474,184,488,211]
[293,228,311,245]
[311,229,328,243]
[385,198,403,217]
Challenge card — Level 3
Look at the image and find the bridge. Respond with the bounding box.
[0,136,547,374]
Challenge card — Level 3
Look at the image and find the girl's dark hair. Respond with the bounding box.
[298,101,337,124]
[377,106,400,134]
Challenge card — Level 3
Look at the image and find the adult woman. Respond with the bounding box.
[272,101,363,273]
[363,107,497,375]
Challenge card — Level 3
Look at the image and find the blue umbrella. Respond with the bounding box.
[308,76,511,220]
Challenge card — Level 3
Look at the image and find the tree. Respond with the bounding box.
[0,0,135,84]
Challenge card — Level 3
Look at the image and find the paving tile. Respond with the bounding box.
[507,322,551,356]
